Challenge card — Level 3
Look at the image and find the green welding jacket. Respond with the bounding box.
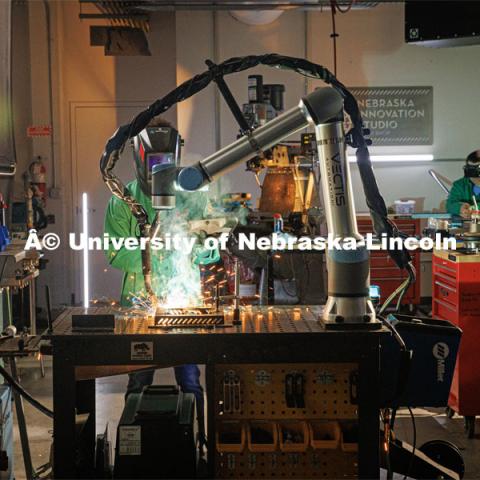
[104,180,218,306]
[446,177,480,216]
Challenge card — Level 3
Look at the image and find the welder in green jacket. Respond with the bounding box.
[104,118,217,439]
[447,150,480,218]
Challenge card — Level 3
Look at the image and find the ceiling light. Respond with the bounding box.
[348,154,434,163]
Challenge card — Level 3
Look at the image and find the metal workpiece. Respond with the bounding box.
[153,307,225,328]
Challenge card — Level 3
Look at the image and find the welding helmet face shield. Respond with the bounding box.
[464,150,480,178]
[133,126,181,195]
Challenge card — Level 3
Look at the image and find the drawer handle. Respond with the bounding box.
[433,298,457,312]
[434,281,456,293]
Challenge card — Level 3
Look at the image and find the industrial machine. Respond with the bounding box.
[237,76,325,304]
[241,75,320,233]
[114,386,196,478]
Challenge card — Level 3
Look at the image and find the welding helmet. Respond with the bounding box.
[133,126,181,195]
[464,150,480,178]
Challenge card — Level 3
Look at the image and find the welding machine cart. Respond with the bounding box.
[380,314,461,409]
[114,385,196,479]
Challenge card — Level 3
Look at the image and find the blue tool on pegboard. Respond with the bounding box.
[0,195,10,252]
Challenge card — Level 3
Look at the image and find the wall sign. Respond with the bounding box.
[350,86,433,146]
[27,125,53,137]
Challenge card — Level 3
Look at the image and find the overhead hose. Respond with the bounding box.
[0,364,53,419]
[100,53,412,276]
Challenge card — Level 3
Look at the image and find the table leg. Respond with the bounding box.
[52,347,77,478]
[206,363,215,478]
[9,357,34,480]
[358,348,381,479]
[28,280,36,336]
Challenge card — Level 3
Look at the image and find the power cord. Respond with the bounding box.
[329,1,339,76]
[404,407,417,480]
[378,261,416,315]
[395,263,416,311]
[329,1,356,75]
[0,364,53,419]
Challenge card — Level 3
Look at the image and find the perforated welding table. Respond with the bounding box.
[49,306,387,479]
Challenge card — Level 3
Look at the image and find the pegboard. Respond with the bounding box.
[215,450,358,479]
[214,363,359,420]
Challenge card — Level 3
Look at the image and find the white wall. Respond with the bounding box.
[10,1,33,198]
[175,4,480,211]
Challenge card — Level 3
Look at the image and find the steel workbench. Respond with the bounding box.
[49,306,387,479]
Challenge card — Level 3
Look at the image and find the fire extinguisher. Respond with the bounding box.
[29,156,47,206]
[23,157,48,230]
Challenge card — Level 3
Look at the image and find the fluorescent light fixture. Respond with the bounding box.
[348,154,434,163]
[82,192,89,309]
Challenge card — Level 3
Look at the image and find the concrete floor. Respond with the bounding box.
[10,356,480,479]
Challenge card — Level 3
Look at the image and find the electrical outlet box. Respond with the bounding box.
[49,187,62,199]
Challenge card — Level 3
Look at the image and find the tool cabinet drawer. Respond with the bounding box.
[432,298,458,323]
[433,279,459,307]
[432,261,458,282]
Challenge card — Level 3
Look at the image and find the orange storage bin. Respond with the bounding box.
[309,421,341,450]
[278,421,309,453]
[340,422,359,453]
[216,421,245,453]
[247,421,278,453]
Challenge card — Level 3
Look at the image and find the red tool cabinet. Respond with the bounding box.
[432,250,480,435]
[357,216,421,306]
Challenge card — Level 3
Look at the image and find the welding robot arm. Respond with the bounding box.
[153,87,375,326]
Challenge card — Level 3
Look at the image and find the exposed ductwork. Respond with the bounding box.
[79,0,379,31]
[124,1,379,10]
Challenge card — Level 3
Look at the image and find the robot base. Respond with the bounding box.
[319,296,382,330]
